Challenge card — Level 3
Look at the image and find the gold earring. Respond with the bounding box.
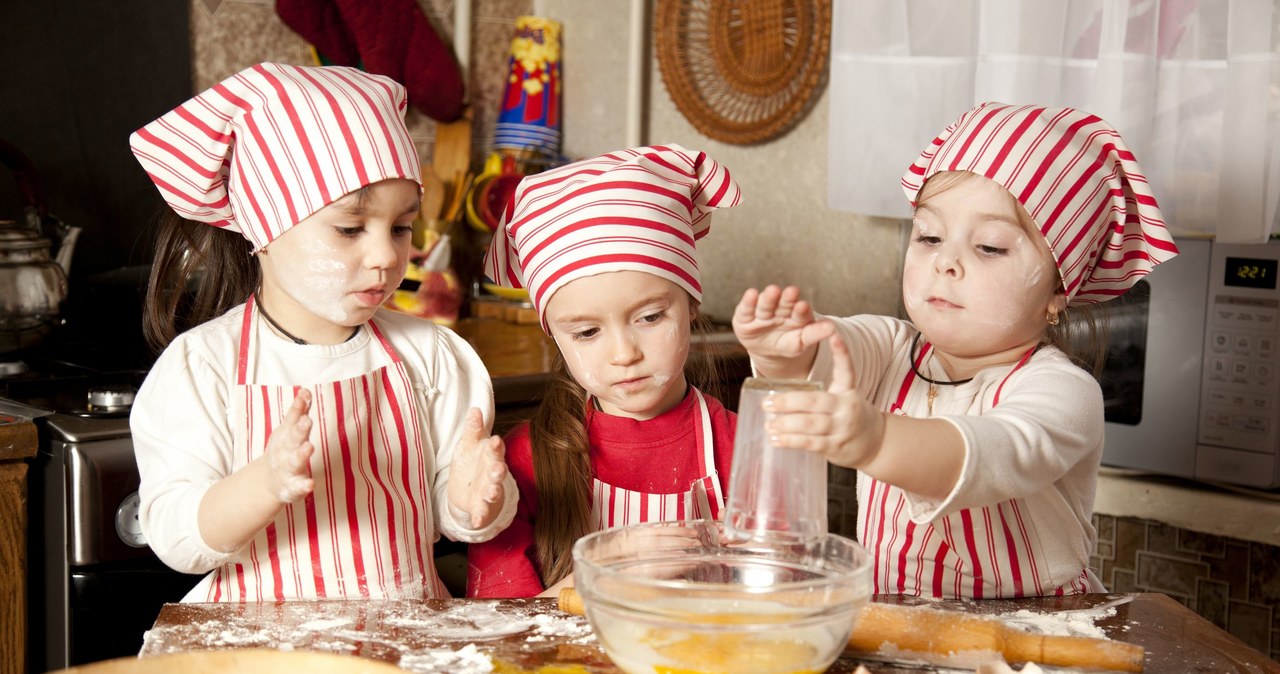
[1046,310,1060,326]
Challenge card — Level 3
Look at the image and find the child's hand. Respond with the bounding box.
[732,285,835,379]
[765,335,885,469]
[263,389,316,503]
[447,408,509,529]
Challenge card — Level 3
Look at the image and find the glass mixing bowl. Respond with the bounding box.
[572,520,872,674]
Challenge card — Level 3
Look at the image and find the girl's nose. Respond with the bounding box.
[932,247,963,278]
[609,331,643,366]
[365,232,400,269]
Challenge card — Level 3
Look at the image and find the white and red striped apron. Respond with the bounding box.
[590,388,724,528]
[193,297,447,602]
[859,340,1094,598]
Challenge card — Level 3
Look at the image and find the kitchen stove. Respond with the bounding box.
[1,359,200,672]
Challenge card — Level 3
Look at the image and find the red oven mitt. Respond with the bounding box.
[275,0,465,122]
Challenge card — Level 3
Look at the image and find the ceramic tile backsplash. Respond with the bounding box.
[1091,513,1280,662]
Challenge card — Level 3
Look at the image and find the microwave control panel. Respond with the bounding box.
[1199,243,1279,457]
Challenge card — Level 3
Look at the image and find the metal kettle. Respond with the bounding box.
[0,139,79,354]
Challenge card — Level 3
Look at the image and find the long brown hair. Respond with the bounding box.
[143,210,259,351]
[529,307,723,588]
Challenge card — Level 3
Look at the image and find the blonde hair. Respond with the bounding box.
[913,171,1108,376]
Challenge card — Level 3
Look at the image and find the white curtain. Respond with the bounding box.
[828,0,1280,243]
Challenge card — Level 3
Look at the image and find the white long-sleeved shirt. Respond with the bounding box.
[132,305,517,598]
[807,314,1105,597]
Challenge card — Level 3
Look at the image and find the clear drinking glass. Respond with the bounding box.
[724,377,828,544]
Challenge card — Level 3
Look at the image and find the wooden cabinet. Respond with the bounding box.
[0,413,37,674]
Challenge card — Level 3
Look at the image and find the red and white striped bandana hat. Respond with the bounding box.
[902,102,1179,306]
[130,62,420,251]
[484,144,741,328]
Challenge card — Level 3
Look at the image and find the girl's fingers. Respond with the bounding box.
[766,390,832,414]
[798,319,835,348]
[289,389,312,418]
[461,407,485,447]
[753,284,783,319]
[775,286,802,316]
[291,442,314,473]
[767,411,832,436]
[291,415,312,443]
[767,432,825,453]
[827,334,856,394]
[733,287,761,323]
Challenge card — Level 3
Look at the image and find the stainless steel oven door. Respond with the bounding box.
[1098,237,1211,478]
[31,413,198,671]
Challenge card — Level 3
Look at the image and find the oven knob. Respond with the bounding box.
[116,492,148,548]
[88,388,136,411]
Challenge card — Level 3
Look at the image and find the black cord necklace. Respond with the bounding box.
[255,294,359,345]
[910,334,973,415]
[908,334,974,386]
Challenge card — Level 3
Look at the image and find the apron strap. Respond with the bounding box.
[689,388,724,517]
[992,343,1041,407]
[890,338,932,414]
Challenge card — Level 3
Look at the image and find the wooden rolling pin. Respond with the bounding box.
[557,588,1144,672]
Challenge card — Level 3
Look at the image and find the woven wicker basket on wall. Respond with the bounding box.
[656,0,832,145]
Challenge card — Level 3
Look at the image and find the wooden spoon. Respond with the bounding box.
[420,170,446,221]
[433,109,473,187]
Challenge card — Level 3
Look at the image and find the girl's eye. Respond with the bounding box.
[393,224,414,237]
[335,225,363,238]
[571,327,599,341]
[640,311,665,324]
[914,235,941,245]
[977,244,1008,256]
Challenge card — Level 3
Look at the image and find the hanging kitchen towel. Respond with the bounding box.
[275,0,464,122]
[275,0,359,66]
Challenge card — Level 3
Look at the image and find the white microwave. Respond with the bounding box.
[1095,238,1280,489]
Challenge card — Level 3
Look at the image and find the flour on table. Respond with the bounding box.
[298,617,351,632]
[399,643,494,674]
[997,600,1126,640]
[385,602,534,639]
[531,612,592,639]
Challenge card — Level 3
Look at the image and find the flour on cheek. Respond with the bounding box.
[282,239,352,323]
[568,345,603,392]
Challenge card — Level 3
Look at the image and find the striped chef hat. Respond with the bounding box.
[483,144,741,328]
[130,62,420,251]
[902,102,1178,306]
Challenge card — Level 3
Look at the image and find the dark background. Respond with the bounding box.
[0,0,191,369]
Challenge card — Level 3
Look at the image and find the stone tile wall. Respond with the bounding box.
[1091,513,1280,662]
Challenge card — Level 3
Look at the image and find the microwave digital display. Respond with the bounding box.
[1223,256,1277,289]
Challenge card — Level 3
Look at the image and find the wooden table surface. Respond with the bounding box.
[138,593,1278,673]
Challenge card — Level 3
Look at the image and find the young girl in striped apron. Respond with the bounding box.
[128,63,517,602]
[732,103,1180,598]
[466,145,742,598]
